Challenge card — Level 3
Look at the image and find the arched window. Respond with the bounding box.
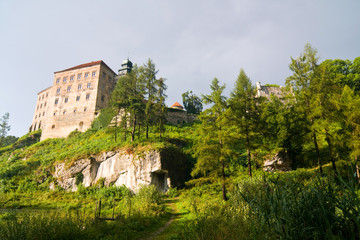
[79,121,84,131]
[52,125,55,129]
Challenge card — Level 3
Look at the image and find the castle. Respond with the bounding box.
[30,59,192,140]
[31,59,132,141]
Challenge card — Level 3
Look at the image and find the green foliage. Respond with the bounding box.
[182,90,203,114]
[91,107,116,130]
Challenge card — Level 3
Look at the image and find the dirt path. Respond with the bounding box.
[139,198,178,240]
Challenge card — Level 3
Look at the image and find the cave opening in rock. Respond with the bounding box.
[151,171,168,192]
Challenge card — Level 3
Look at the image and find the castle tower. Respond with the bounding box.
[118,58,133,76]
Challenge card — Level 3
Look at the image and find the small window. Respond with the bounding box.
[77,73,82,80]
[40,104,42,108]
[84,107,87,112]
[76,96,80,101]
[35,115,37,119]
[86,94,90,100]
[67,86,71,92]
[42,112,45,116]
[37,105,39,110]
[52,125,55,129]
[56,78,60,84]
[42,95,44,99]
[44,102,47,107]
[53,111,57,116]
[39,114,41,118]
[70,75,75,82]
[55,99,59,104]
[85,72,89,78]
[65,97,68,103]
[101,95,105,102]
[78,84,82,90]
[63,110,67,114]
[92,71,96,77]
[73,109,77,113]
[46,93,48,97]
[87,83,91,88]
[63,77,67,83]
[102,72,106,79]
[56,88,61,94]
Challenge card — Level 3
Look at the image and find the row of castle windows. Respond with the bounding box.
[51,121,84,130]
[55,71,97,84]
[37,101,47,110]
[54,93,91,105]
[53,107,87,116]
[35,111,45,119]
[38,92,49,101]
[56,83,92,94]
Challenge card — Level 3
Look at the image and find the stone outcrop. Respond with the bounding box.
[263,151,292,172]
[53,148,189,192]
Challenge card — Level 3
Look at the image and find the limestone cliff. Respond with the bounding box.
[52,148,189,192]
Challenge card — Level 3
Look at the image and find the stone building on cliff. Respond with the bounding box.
[31,59,133,141]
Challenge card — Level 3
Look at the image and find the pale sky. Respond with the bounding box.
[1,0,359,137]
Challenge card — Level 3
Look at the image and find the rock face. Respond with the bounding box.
[53,149,189,192]
[263,151,292,172]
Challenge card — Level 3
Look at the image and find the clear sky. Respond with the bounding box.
[1,0,359,137]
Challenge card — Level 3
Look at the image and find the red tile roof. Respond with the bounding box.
[170,102,184,109]
[54,60,116,74]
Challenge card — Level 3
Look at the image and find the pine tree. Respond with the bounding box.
[227,69,259,177]
[193,78,230,200]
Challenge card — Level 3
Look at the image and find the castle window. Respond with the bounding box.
[52,125,55,129]
[39,114,41,118]
[63,110,67,114]
[77,73,82,80]
[102,72,106,79]
[87,83,91,88]
[42,112,45,116]
[84,107,87,112]
[67,86,71,92]
[56,78,60,84]
[55,99,59,104]
[35,115,37,119]
[40,104,42,108]
[56,88,61,94]
[46,93,48,97]
[39,121,41,129]
[44,102,47,107]
[70,75,75,82]
[42,95,44,99]
[73,109,77,113]
[63,77,67,83]
[85,72,89,78]
[37,105,39,110]
[39,96,41,101]
[86,94,90,100]
[78,84,82,90]
[92,71,96,77]
[101,95,105,102]
[76,96,80,101]
[53,111,57,116]
[65,97,68,103]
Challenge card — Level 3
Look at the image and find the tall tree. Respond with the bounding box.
[139,59,158,139]
[227,69,259,177]
[193,78,230,201]
[286,43,325,173]
[0,113,11,147]
[155,77,167,138]
[182,91,203,114]
[111,65,145,142]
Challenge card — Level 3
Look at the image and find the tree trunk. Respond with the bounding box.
[313,131,323,174]
[325,128,337,173]
[131,115,136,142]
[114,109,118,143]
[246,132,252,177]
[220,138,227,201]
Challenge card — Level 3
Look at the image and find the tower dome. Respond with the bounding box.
[118,58,133,76]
